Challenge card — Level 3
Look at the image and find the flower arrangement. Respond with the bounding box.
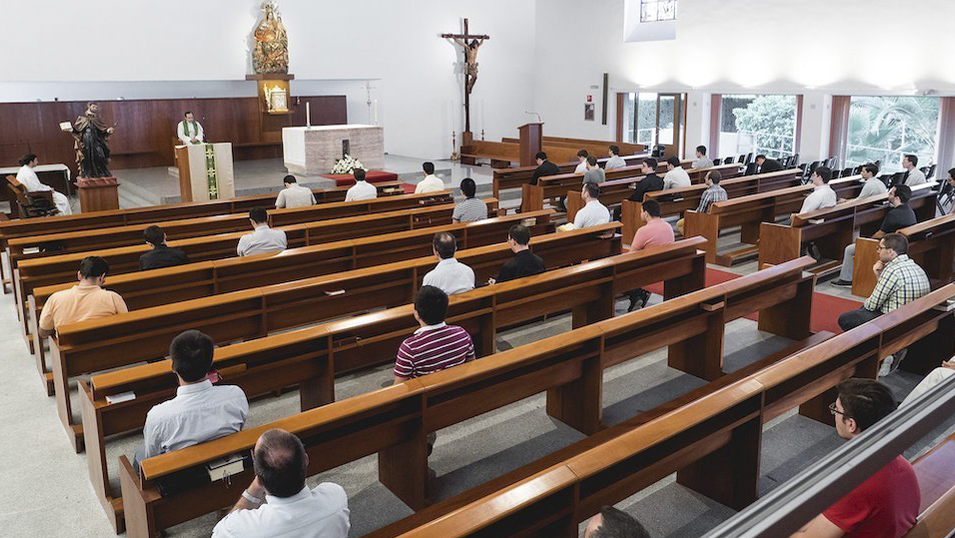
[331,154,365,175]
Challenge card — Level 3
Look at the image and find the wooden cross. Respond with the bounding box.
[441,18,489,135]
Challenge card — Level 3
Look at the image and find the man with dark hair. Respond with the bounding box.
[662,156,690,189]
[237,207,287,256]
[626,199,675,311]
[902,154,926,187]
[575,149,590,173]
[692,145,713,169]
[854,163,888,200]
[213,429,349,538]
[139,225,190,270]
[755,154,782,173]
[585,506,650,538]
[606,145,626,169]
[275,174,316,209]
[393,285,475,382]
[345,168,377,202]
[415,161,446,193]
[16,153,72,215]
[788,378,918,538]
[583,155,607,185]
[177,111,204,145]
[831,185,916,288]
[38,256,127,339]
[531,151,560,186]
[798,166,837,214]
[452,177,488,222]
[135,330,248,470]
[422,232,475,294]
[489,224,545,285]
[677,170,725,235]
[628,158,664,205]
[573,182,611,229]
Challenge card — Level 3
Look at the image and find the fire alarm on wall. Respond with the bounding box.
[587,95,593,102]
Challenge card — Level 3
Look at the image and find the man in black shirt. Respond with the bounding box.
[615,158,664,221]
[139,225,190,271]
[488,224,545,284]
[831,184,917,287]
[755,154,782,173]
[530,151,561,186]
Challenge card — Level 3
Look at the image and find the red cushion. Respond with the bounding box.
[322,171,399,187]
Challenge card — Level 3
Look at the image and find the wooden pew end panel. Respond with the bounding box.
[757,223,802,270]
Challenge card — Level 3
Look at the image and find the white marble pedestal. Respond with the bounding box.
[283,124,384,175]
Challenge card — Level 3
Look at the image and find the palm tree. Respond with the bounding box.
[846,96,939,169]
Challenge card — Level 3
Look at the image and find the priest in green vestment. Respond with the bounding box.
[177,111,205,145]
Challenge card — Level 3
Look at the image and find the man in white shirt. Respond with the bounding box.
[176,111,204,145]
[662,156,691,189]
[237,207,287,256]
[902,154,927,187]
[344,168,377,202]
[574,150,589,174]
[16,153,71,215]
[573,182,611,229]
[841,163,887,202]
[798,166,837,214]
[213,428,349,538]
[422,232,475,294]
[274,175,316,209]
[133,330,248,471]
[606,145,627,170]
[692,145,714,169]
[415,161,445,194]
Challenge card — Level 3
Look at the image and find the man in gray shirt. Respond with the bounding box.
[583,155,606,184]
[237,207,288,256]
[849,163,888,201]
[605,145,627,170]
[692,145,714,169]
[452,177,488,223]
[903,154,927,187]
[274,175,316,209]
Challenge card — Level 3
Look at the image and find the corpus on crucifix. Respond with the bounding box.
[441,18,489,137]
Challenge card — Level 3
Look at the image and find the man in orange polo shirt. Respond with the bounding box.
[38,256,128,338]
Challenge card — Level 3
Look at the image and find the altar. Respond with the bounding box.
[283,124,384,176]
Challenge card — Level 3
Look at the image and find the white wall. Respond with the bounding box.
[1,0,537,159]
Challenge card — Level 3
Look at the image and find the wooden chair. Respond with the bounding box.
[4,175,57,218]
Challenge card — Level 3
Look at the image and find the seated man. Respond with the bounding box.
[789,378,918,538]
[798,166,837,215]
[452,177,488,223]
[571,182,611,229]
[237,207,287,257]
[902,154,926,187]
[583,155,606,184]
[134,330,248,470]
[488,224,545,285]
[274,175,316,209]
[16,153,71,215]
[755,154,782,173]
[38,256,128,339]
[838,233,929,373]
[662,156,691,190]
[415,161,446,193]
[606,145,627,170]
[574,149,589,174]
[831,185,915,288]
[213,429,349,538]
[344,168,377,202]
[584,506,650,538]
[139,225,190,271]
[901,357,955,406]
[422,232,475,295]
[839,163,887,202]
[530,151,560,186]
[692,145,714,169]
[677,170,725,235]
[626,200,675,311]
[393,285,475,383]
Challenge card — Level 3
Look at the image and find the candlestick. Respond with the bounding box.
[306,102,311,127]
[372,99,379,125]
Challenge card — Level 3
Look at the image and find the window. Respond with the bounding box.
[621,92,686,155]
[719,95,797,160]
[640,0,677,22]
[845,96,939,171]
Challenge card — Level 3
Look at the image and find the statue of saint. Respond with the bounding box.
[65,102,114,178]
[252,1,289,74]
[452,37,485,95]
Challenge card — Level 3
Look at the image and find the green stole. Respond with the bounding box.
[180,120,200,144]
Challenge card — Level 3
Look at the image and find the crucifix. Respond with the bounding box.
[441,18,489,142]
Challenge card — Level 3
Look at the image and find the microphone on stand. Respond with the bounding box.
[525,111,542,123]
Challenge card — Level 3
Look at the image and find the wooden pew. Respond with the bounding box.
[49,223,622,452]
[465,139,641,169]
[500,137,646,162]
[904,431,955,537]
[82,234,702,531]
[492,155,649,201]
[115,256,819,537]
[758,182,937,275]
[364,284,955,538]
[852,211,955,297]
[460,140,522,168]
[684,176,865,265]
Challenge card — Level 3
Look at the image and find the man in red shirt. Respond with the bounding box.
[790,378,919,538]
[626,200,675,311]
[393,285,475,383]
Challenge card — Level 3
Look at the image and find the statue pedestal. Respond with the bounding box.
[77,177,120,213]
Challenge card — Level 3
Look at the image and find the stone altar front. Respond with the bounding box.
[282,124,384,175]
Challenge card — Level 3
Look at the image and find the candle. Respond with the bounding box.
[372,99,379,125]
[306,102,311,127]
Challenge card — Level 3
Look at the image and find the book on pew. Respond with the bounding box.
[105,391,136,405]
[206,454,246,482]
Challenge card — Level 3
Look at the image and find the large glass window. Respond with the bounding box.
[640,0,677,22]
[622,92,685,156]
[719,94,797,160]
[845,96,940,171]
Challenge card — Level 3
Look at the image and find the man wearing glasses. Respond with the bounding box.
[789,378,919,538]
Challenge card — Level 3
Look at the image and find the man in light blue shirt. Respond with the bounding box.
[422,232,475,294]
[237,207,288,257]
[606,145,627,169]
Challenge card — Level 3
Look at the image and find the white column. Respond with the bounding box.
[684,91,710,160]
[798,92,833,164]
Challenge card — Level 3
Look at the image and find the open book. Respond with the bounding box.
[59,121,73,132]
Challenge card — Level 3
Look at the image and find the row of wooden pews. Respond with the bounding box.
[115,256,821,538]
[492,154,649,202]
[463,137,644,169]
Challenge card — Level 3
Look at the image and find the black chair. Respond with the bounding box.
[738,154,747,165]
[712,157,722,166]
[744,162,758,176]
[842,167,854,178]
[852,166,862,175]
[744,152,753,165]
[891,171,906,188]
[723,156,735,164]
[831,169,841,179]
[926,164,937,179]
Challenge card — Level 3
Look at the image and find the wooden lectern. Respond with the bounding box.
[518,122,543,167]
[175,143,235,202]
[77,177,120,213]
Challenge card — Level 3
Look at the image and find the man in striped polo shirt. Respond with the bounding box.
[393,285,476,383]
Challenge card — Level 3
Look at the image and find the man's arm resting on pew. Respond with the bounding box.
[789,513,845,537]
[225,476,268,516]
[38,326,54,339]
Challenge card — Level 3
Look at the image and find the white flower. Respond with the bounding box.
[331,154,366,174]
